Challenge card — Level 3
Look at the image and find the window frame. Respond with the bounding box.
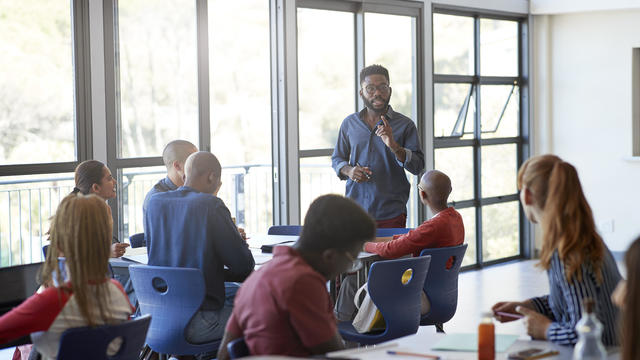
[290,0,426,226]
[0,0,93,177]
[432,7,530,269]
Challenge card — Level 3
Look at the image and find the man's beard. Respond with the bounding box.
[361,93,390,114]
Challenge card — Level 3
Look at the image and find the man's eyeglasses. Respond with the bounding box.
[363,84,390,95]
[417,184,425,193]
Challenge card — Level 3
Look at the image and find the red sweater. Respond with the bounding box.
[365,207,464,258]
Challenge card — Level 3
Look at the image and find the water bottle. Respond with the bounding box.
[572,298,606,360]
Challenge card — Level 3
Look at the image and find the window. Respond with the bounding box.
[0,1,91,267]
[209,0,272,233]
[433,11,526,266]
[296,2,423,226]
[108,0,274,240]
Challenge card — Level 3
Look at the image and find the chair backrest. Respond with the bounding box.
[129,265,217,355]
[129,233,145,248]
[43,244,49,258]
[57,314,151,360]
[227,337,250,359]
[368,255,431,341]
[419,244,468,325]
[267,225,302,236]
[375,228,412,237]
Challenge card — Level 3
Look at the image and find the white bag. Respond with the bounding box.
[351,282,385,333]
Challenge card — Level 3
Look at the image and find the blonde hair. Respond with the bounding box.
[42,194,113,326]
[517,154,604,283]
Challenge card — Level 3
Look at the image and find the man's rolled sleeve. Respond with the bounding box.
[401,126,424,175]
[331,123,351,180]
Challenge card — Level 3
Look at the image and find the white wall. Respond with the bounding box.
[533,9,640,251]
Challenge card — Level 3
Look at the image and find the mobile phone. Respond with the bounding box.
[507,348,544,360]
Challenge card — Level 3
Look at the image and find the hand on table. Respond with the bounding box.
[516,306,551,340]
[492,300,533,322]
[111,242,130,258]
[238,227,248,242]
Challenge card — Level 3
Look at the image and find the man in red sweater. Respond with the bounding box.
[364,170,464,257]
[335,170,464,321]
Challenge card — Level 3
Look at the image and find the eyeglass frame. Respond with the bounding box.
[362,83,391,95]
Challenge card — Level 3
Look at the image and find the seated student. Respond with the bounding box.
[217,195,376,360]
[364,170,464,257]
[335,170,464,321]
[492,155,621,346]
[142,139,198,222]
[71,160,129,258]
[611,235,640,360]
[0,194,133,360]
[145,151,254,354]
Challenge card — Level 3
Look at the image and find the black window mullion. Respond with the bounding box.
[473,15,483,266]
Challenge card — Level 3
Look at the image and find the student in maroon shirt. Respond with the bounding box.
[335,170,464,321]
[217,195,376,359]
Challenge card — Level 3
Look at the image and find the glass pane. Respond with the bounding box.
[298,9,355,150]
[481,144,517,198]
[299,157,344,222]
[433,13,474,75]
[480,18,518,76]
[117,166,166,241]
[117,0,199,158]
[0,1,75,164]
[458,207,476,267]
[481,85,519,139]
[482,201,519,261]
[434,147,474,202]
[208,0,272,233]
[365,13,415,120]
[434,83,474,139]
[0,173,75,267]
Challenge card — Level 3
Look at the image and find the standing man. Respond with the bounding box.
[332,64,424,228]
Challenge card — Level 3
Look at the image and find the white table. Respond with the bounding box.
[323,326,620,360]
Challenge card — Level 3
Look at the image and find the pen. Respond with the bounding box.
[387,350,440,359]
[525,350,559,360]
[496,311,524,319]
[356,162,371,179]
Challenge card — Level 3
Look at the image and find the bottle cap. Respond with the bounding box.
[582,298,595,313]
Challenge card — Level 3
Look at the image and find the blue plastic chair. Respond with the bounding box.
[56,314,151,360]
[338,255,431,345]
[419,244,468,332]
[128,265,221,357]
[227,337,250,359]
[129,233,145,248]
[267,225,302,236]
[376,228,412,237]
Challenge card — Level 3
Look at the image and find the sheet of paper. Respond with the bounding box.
[431,333,519,352]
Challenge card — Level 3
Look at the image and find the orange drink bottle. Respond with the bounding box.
[478,312,495,360]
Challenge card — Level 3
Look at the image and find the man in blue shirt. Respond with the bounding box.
[142,139,198,223]
[331,64,424,228]
[145,151,255,351]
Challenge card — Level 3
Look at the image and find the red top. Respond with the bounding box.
[365,207,465,260]
[226,246,337,357]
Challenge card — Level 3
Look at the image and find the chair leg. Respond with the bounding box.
[435,323,445,333]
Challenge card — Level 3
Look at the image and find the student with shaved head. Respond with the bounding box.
[142,139,198,220]
[145,151,255,356]
[335,170,464,321]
